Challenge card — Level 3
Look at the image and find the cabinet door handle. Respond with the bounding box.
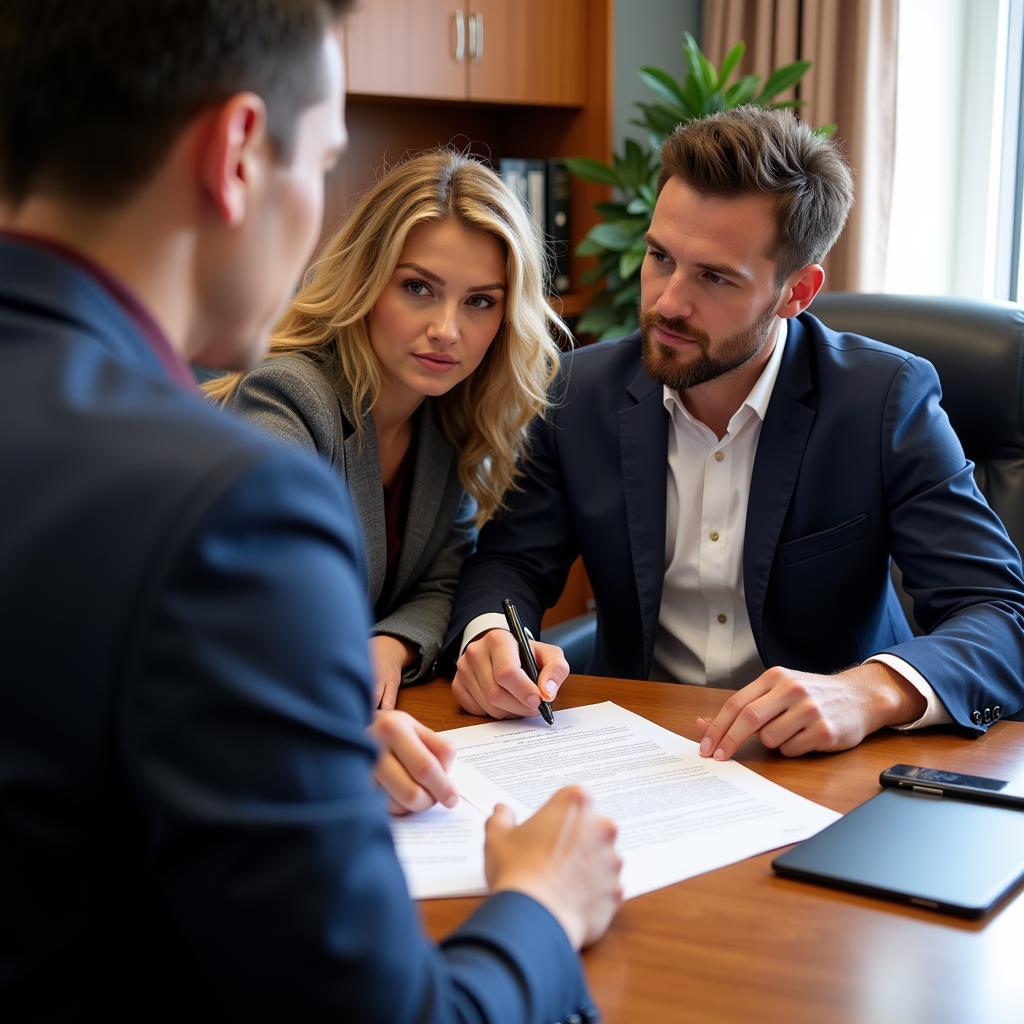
[468,12,483,62]
[453,10,465,63]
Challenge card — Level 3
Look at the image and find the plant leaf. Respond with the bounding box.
[575,234,605,257]
[724,73,760,108]
[756,60,812,103]
[577,305,620,335]
[594,201,630,219]
[682,71,711,118]
[612,271,643,302]
[599,320,637,341]
[588,219,644,252]
[638,67,695,117]
[716,41,745,89]
[632,104,685,138]
[579,263,609,285]
[615,137,655,190]
[683,32,718,98]
[563,156,622,187]
[618,239,647,280]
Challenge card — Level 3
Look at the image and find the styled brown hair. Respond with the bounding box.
[658,105,854,282]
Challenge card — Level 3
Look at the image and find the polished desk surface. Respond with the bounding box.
[399,676,1024,1024]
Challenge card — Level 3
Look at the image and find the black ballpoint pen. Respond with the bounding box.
[502,596,555,725]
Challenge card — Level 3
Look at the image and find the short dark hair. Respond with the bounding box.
[658,105,854,282]
[0,0,353,207]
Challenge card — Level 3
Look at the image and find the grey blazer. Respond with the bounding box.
[230,351,475,682]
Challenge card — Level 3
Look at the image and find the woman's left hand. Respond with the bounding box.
[370,634,416,710]
[368,709,458,814]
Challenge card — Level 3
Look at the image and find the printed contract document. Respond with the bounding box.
[391,701,839,899]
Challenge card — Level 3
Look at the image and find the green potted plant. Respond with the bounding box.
[565,32,828,339]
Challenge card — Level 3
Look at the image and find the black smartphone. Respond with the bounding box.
[879,763,1024,810]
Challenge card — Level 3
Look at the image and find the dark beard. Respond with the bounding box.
[639,298,779,391]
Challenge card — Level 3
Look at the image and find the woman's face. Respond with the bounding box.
[367,218,506,408]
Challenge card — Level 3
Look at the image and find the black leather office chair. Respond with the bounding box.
[545,293,1024,668]
[813,293,1024,556]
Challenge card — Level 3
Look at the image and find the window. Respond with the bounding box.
[885,0,1024,300]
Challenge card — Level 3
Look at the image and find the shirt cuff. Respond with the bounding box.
[461,613,512,655]
[866,653,953,729]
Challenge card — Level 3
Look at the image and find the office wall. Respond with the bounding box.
[612,0,703,152]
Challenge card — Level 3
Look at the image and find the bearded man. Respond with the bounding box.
[442,105,1024,760]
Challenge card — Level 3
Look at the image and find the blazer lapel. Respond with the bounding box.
[744,320,816,654]
[334,383,387,603]
[620,365,669,670]
[390,403,454,599]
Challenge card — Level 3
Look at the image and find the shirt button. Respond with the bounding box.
[714,451,724,462]
[709,530,720,542]
[717,613,727,624]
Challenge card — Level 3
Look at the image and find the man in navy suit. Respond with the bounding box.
[0,2,620,1021]
[446,105,1024,759]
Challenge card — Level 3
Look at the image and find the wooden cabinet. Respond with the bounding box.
[327,0,611,327]
[345,0,584,106]
[344,1,464,100]
[459,0,584,106]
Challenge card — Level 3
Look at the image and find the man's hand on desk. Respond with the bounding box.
[695,662,929,760]
[485,786,623,951]
[452,628,569,719]
[368,710,459,814]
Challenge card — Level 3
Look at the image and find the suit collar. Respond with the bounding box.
[744,316,816,652]
[620,334,669,669]
[624,331,662,405]
[392,404,454,592]
[0,234,195,391]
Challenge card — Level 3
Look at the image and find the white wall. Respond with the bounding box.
[612,0,703,153]
[885,0,1014,298]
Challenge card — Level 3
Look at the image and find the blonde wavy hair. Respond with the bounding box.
[206,149,568,526]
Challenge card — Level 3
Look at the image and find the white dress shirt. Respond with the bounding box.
[464,320,950,729]
[649,320,789,687]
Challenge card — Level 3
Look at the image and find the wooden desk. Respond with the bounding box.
[399,676,1024,1024]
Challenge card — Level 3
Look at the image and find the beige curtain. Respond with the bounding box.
[702,0,899,293]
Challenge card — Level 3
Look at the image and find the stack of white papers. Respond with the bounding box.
[390,701,839,900]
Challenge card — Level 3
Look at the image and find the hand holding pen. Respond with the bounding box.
[502,597,555,725]
[450,605,570,720]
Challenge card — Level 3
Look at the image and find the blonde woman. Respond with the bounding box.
[206,150,567,708]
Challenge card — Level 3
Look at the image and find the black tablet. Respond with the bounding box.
[772,787,1024,917]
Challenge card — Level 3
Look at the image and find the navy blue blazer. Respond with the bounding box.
[446,322,1024,733]
[0,238,593,1023]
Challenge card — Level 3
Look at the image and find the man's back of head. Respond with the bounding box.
[0,0,352,370]
[0,0,350,208]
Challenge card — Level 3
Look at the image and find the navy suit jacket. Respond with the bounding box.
[447,322,1024,733]
[0,238,593,1023]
